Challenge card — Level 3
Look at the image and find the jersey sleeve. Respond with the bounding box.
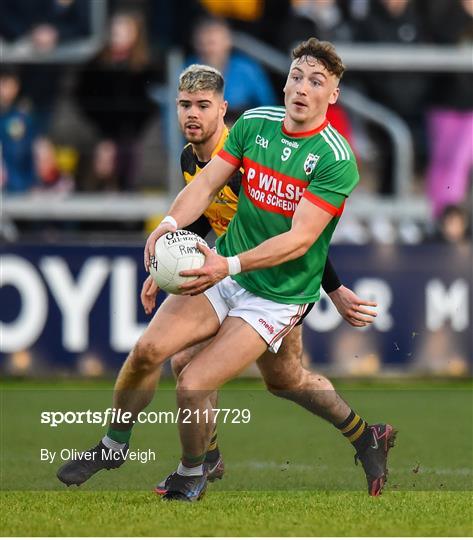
[180,144,194,180]
[227,169,243,197]
[303,159,359,216]
[218,115,246,168]
[185,215,212,238]
[321,256,342,293]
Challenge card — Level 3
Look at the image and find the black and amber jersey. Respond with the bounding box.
[180,126,241,237]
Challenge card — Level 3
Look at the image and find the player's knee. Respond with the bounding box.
[265,375,303,398]
[262,361,305,396]
[176,370,202,393]
[129,337,165,374]
[310,374,334,392]
[266,383,296,399]
[170,350,193,378]
[176,371,212,404]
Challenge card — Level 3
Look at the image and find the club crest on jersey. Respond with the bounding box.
[304,153,320,175]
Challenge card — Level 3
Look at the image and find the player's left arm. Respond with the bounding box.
[230,156,360,273]
[239,197,334,269]
[180,155,359,294]
[179,198,335,295]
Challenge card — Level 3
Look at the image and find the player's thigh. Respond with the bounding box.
[257,325,303,388]
[178,316,268,391]
[140,293,220,361]
[171,338,212,378]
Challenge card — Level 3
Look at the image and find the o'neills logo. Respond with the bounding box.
[243,158,308,218]
[259,318,275,334]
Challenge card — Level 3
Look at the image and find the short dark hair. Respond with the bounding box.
[292,38,345,80]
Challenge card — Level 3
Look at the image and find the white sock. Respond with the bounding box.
[102,435,126,451]
[177,462,203,476]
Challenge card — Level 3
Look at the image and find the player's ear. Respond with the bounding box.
[221,99,228,117]
[283,67,292,95]
[329,86,340,105]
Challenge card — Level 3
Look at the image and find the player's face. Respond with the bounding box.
[177,90,227,144]
[283,56,340,129]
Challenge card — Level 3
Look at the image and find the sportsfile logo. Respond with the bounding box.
[40,407,251,427]
[258,318,275,334]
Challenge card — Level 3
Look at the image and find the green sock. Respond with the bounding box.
[182,453,207,467]
[106,427,132,444]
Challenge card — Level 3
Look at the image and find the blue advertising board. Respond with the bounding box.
[1,243,471,374]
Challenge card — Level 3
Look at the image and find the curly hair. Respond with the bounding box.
[292,38,345,79]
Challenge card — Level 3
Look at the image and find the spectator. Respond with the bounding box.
[434,205,471,245]
[282,0,354,50]
[147,0,206,53]
[199,0,265,24]
[325,103,355,145]
[74,10,158,191]
[0,67,37,193]
[78,140,120,192]
[198,0,291,48]
[188,17,276,121]
[0,0,90,48]
[0,0,91,133]
[425,0,473,218]
[353,0,430,193]
[33,137,75,193]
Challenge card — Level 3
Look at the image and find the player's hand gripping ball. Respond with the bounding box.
[149,230,207,294]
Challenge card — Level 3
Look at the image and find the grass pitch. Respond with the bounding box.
[1,378,472,536]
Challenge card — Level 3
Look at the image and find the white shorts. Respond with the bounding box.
[204,276,307,353]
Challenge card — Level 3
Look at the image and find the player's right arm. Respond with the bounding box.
[144,155,237,270]
[329,285,377,327]
[321,257,341,294]
[141,275,159,315]
[321,257,377,326]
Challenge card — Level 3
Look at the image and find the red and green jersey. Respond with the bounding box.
[216,106,359,304]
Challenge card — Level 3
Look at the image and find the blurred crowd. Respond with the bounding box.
[1,0,472,242]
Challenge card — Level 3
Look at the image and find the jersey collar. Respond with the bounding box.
[281,118,329,138]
